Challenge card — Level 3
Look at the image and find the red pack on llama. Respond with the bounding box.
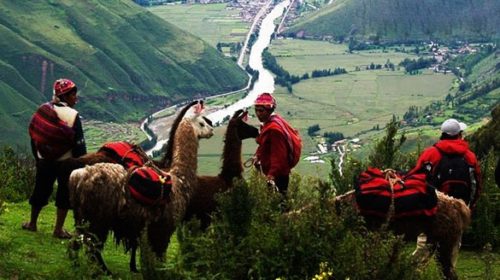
[97,141,149,169]
[355,168,438,219]
[127,166,172,205]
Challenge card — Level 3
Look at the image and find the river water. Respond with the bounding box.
[207,0,291,124]
[146,0,290,154]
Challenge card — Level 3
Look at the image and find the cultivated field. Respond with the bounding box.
[272,69,454,141]
[269,39,419,74]
[83,120,146,152]
[149,3,249,47]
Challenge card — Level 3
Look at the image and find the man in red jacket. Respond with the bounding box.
[410,118,480,267]
[254,93,291,196]
[409,118,481,209]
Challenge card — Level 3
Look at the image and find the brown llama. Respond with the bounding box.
[333,190,470,280]
[145,109,259,262]
[68,103,213,274]
[185,109,258,228]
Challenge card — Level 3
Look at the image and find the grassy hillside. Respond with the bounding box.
[0,0,248,147]
[287,0,500,42]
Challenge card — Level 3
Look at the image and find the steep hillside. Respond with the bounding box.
[287,0,500,42]
[468,104,500,159]
[0,1,247,146]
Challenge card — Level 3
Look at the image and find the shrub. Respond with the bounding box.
[174,171,441,279]
[463,150,500,249]
[0,146,35,202]
[367,118,408,170]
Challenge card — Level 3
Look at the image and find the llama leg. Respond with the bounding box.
[436,241,458,280]
[130,247,138,272]
[85,231,112,275]
[92,251,111,276]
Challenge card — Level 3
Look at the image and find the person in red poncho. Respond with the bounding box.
[408,118,481,209]
[22,78,87,239]
[253,93,292,196]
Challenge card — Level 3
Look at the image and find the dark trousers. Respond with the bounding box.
[29,159,70,209]
[274,175,289,197]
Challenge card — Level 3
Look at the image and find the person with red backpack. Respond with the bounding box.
[253,92,302,197]
[409,118,481,209]
[22,78,87,239]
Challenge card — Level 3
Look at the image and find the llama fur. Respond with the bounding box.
[69,103,213,273]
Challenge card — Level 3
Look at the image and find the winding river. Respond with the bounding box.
[207,0,291,124]
[145,0,291,154]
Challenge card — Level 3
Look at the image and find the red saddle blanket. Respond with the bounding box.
[97,141,148,169]
[128,166,172,205]
[98,141,172,206]
[355,168,437,219]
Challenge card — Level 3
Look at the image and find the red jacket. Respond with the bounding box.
[255,114,291,178]
[408,139,481,208]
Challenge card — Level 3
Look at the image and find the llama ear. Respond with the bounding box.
[194,101,204,115]
[241,110,249,122]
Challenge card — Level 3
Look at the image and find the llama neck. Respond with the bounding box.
[220,123,243,181]
[170,120,198,181]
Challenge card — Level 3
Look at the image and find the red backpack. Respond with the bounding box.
[355,168,438,219]
[269,115,302,168]
[29,102,75,160]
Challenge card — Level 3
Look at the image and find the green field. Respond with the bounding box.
[149,3,249,47]
[271,69,453,145]
[269,39,419,74]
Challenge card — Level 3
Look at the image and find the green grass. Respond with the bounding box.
[0,201,497,278]
[149,3,249,47]
[0,201,180,279]
[0,202,135,278]
[269,39,418,74]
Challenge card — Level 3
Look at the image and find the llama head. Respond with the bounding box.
[230,109,259,140]
[184,100,214,139]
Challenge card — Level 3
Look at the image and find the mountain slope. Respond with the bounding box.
[287,0,500,42]
[0,1,247,146]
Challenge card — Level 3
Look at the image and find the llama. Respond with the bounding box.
[145,109,259,261]
[185,109,258,227]
[69,102,213,274]
[333,190,470,280]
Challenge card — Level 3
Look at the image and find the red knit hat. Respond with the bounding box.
[254,92,276,109]
[53,78,77,96]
